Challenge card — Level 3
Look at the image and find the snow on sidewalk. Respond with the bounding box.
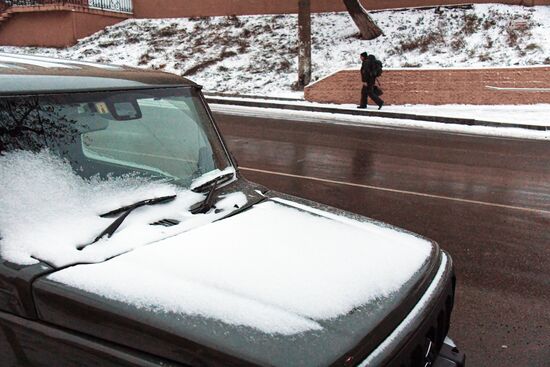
[209,102,550,141]
[359,104,550,127]
[207,94,550,127]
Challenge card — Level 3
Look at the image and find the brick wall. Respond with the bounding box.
[0,8,127,47]
[304,67,550,105]
[132,0,343,18]
[132,0,550,18]
[0,11,75,48]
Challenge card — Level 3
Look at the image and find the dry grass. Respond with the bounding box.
[97,40,119,48]
[450,38,464,51]
[138,52,153,66]
[155,25,179,38]
[401,62,422,67]
[482,18,496,30]
[525,43,540,51]
[478,53,492,62]
[461,14,480,35]
[399,31,444,53]
[183,49,237,76]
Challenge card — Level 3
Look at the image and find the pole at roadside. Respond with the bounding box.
[297,0,311,90]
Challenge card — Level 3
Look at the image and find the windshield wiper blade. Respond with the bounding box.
[99,195,176,218]
[189,173,233,214]
[91,195,177,244]
[190,172,234,193]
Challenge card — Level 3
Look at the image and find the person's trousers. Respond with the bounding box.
[360,84,383,107]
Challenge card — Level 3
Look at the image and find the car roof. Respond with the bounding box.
[0,53,198,95]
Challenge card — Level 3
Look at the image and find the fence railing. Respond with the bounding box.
[0,0,133,13]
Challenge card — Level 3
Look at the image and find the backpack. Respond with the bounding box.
[368,55,383,78]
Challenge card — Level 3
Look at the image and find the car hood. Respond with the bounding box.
[34,196,438,367]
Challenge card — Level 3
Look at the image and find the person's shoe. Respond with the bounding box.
[378,101,384,110]
[357,105,367,109]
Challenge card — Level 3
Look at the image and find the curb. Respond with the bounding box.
[205,97,548,132]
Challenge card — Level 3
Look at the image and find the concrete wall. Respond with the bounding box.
[0,9,127,47]
[132,0,550,18]
[304,67,550,105]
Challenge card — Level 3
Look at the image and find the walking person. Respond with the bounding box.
[358,52,384,110]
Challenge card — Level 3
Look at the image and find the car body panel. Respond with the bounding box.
[0,53,194,96]
[0,309,184,367]
[30,185,440,367]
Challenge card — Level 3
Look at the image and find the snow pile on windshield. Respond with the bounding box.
[50,199,432,335]
[0,150,245,267]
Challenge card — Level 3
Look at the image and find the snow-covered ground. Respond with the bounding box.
[374,103,550,126]
[209,95,550,127]
[1,4,549,95]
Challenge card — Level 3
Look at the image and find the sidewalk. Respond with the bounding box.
[364,104,550,128]
[205,94,550,130]
[205,94,550,140]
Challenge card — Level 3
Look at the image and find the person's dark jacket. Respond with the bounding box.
[361,58,376,85]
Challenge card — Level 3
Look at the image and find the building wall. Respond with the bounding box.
[304,67,550,105]
[132,0,342,18]
[72,12,127,41]
[0,10,127,47]
[0,12,75,48]
[132,0,550,18]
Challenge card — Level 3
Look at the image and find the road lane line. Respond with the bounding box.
[240,166,550,215]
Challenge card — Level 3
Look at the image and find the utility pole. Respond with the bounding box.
[297,0,311,89]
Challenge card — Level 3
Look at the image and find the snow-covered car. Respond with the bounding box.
[0,53,465,367]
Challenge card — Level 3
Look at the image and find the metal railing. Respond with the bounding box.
[0,0,133,13]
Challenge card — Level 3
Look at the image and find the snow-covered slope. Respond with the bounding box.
[1,4,548,95]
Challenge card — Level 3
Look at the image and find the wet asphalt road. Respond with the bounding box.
[212,107,550,367]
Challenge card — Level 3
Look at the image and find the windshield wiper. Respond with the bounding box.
[89,195,177,245]
[190,172,234,193]
[189,172,234,214]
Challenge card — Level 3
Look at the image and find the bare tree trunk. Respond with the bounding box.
[297,0,311,89]
[342,0,382,40]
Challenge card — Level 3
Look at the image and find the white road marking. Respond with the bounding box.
[240,167,550,215]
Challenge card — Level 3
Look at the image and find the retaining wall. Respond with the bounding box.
[0,8,127,47]
[304,66,550,105]
[132,0,550,18]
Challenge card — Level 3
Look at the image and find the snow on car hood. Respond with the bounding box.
[49,197,432,335]
[0,149,245,267]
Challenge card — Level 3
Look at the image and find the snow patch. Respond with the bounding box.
[0,150,247,267]
[49,199,432,334]
[210,103,550,140]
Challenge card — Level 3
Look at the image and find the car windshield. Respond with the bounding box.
[0,87,232,187]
